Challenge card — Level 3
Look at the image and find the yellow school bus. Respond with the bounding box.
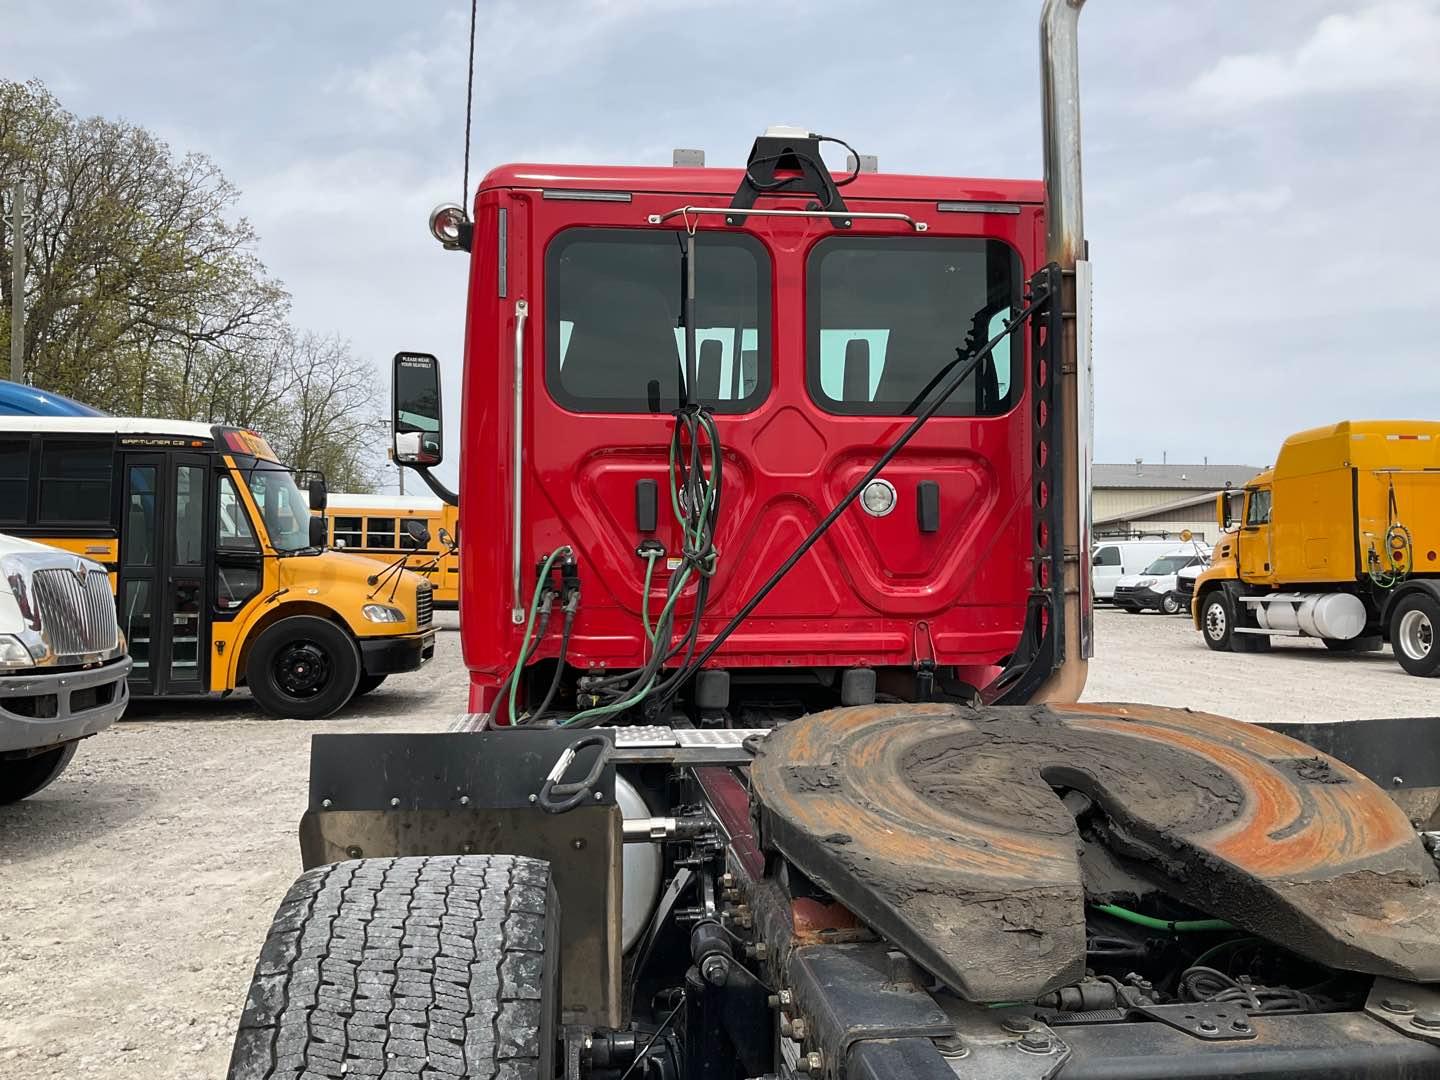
[322,493,460,607]
[0,417,436,718]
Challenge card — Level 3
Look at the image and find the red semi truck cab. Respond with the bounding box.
[402,133,1084,721]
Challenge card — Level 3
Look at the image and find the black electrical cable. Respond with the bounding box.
[665,287,1049,695]
[575,406,721,705]
[525,604,576,724]
[616,996,686,1080]
[743,134,863,203]
[461,0,478,209]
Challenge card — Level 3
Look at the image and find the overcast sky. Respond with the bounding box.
[6,0,1439,488]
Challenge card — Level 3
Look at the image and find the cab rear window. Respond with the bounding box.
[806,236,1022,417]
[545,229,771,414]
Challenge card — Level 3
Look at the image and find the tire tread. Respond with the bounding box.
[228,854,551,1080]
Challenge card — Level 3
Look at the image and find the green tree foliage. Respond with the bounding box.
[0,79,379,490]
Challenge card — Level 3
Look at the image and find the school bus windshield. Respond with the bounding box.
[234,456,313,552]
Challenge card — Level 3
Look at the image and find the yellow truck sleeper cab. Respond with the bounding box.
[0,417,435,719]
[1194,420,1440,676]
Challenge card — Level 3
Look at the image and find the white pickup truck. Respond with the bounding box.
[0,535,132,803]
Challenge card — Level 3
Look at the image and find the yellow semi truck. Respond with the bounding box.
[1193,420,1440,675]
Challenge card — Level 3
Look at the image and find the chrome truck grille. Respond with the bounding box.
[32,567,120,657]
[416,583,433,627]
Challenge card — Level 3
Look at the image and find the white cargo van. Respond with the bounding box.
[1092,539,1194,601]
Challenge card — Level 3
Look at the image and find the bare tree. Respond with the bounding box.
[264,330,383,491]
[0,79,380,490]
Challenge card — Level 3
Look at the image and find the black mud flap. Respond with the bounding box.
[299,731,623,1030]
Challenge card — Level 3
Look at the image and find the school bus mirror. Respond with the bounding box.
[403,520,431,549]
[308,477,328,513]
[1216,492,1231,530]
[308,515,328,550]
[438,527,456,551]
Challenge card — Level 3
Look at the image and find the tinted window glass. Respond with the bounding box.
[0,437,29,522]
[217,475,259,551]
[1246,489,1272,526]
[215,565,261,612]
[241,460,311,551]
[366,517,397,549]
[546,229,770,413]
[807,237,1021,416]
[125,466,157,567]
[1092,546,1120,567]
[39,439,112,523]
[333,515,363,549]
[174,465,205,566]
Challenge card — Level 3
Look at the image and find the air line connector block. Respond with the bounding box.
[560,553,581,610]
[535,556,562,601]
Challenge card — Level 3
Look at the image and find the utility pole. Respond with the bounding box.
[10,180,25,384]
[382,419,406,495]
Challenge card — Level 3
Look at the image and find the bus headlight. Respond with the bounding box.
[0,634,37,668]
[362,604,407,624]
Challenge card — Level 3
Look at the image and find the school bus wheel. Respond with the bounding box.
[246,616,362,719]
[354,674,388,697]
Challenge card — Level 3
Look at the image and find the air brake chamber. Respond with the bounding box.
[749,702,1440,1001]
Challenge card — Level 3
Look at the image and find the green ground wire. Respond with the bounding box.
[505,546,569,726]
[563,674,657,727]
[1091,903,1232,933]
[641,548,662,644]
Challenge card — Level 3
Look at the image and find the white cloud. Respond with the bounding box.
[336,47,444,127]
[1187,1,1440,111]
[1174,185,1292,217]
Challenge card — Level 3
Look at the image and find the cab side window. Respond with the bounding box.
[214,474,261,613]
[217,475,259,551]
[1093,546,1120,567]
[1245,489,1272,526]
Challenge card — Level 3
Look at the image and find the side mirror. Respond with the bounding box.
[393,351,444,467]
[308,477,328,513]
[308,515,328,549]
[403,520,431,548]
[438,527,456,550]
[1216,492,1231,530]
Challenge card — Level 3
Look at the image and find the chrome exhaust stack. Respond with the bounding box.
[1033,0,1093,702]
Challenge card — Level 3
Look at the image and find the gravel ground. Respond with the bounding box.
[0,614,467,1080]
[2,605,1436,1078]
[1083,604,1440,722]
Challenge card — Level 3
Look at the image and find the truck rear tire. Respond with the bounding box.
[0,742,77,804]
[246,616,361,720]
[228,855,557,1080]
[1390,593,1440,677]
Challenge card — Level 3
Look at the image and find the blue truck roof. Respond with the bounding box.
[0,380,106,416]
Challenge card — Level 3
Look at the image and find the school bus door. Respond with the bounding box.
[118,452,211,696]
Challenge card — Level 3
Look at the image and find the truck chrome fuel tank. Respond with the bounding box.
[1252,592,1367,639]
[616,773,662,952]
